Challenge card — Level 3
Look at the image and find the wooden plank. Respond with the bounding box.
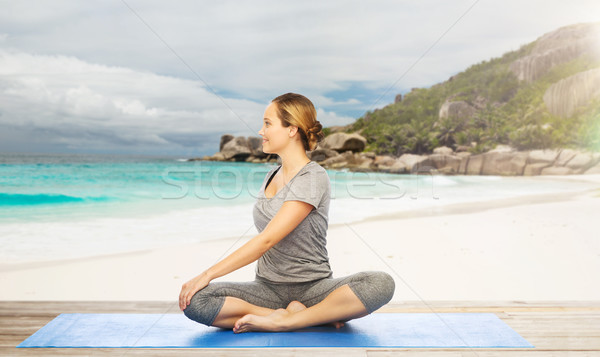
[522,336,600,350]
[369,352,600,356]
[3,301,599,314]
[0,301,175,316]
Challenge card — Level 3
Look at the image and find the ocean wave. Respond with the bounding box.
[0,193,111,206]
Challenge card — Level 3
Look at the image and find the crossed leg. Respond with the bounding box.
[210,296,275,329]
[211,284,363,331]
[233,284,368,333]
[184,271,394,332]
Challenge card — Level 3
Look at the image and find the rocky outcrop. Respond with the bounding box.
[481,151,529,176]
[438,100,476,121]
[220,136,252,161]
[319,132,367,153]
[565,151,598,172]
[309,145,600,176]
[509,23,600,82]
[523,149,560,175]
[247,136,264,157]
[585,161,600,174]
[195,135,600,176]
[196,134,275,163]
[219,134,234,152]
[309,148,339,162]
[543,68,600,117]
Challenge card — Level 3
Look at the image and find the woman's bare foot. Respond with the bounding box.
[329,321,345,329]
[233,308,290,333]
[233,300,345,333]
[285,301,307,313]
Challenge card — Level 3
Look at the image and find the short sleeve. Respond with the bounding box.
[284,169,328,209]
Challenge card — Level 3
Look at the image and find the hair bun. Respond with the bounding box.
[308,121,322,134]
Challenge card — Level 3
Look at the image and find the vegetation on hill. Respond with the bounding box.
[343,35,600,156]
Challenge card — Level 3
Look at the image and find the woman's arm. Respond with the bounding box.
[179,200,314,310]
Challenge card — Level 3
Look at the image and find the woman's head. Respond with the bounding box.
[259,93,324,153]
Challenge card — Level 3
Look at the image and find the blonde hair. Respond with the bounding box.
[271,93,324,151]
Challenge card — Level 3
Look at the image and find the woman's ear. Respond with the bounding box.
[288,125,299,138]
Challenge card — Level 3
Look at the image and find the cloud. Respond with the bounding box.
[0,49,359,155]
[316,108,355,128]
[1,0,599,155]
[0,50,266,155]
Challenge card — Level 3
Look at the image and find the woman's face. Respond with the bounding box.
[259,102,293,154]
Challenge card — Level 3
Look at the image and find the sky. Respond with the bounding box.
[0,0,599,157]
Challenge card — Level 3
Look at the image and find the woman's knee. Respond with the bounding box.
[372,271,395,303]
[182,287,225,327]
[352,271,395,313]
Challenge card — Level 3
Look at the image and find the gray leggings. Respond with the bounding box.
[183,271,395,326]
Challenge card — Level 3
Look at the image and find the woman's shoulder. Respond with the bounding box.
[299,160,327,175]
[296,161,329,186]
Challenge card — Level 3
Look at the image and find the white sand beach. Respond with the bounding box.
[2,174,599,304]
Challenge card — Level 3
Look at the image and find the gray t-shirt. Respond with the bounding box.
[253,160,333,283]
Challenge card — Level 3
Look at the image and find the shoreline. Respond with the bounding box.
[349,184,598,227]
[4,173,599,268]
[1,175,599,301]
[3,187,588,273]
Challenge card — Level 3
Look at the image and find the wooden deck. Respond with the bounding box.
[1,301,599,356]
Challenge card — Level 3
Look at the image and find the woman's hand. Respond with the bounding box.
[179,272,211,311]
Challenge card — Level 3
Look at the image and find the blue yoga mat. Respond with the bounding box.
[17,312,533,348]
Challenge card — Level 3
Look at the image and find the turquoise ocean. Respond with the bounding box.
[1,152,595,264]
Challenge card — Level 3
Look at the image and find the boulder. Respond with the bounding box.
[372,155,397,172]
[320,132,367,153]
[358,151,376,159]
[543,68,600,117]
[554,149,578,166]
[219,134,234,152]
[527,149,560,164]
[433,146,454,155]
[321,150,360,169]
[247,136,266,158]
[541,166,574,175]
[565,151,598,172]
[584,162,600,174]
[428,154,462,174]
[489,145,515,153]
[509,23,600,82]
[340,151,360,165]
[523,163,552,176]
[321,154,346,167]
[465,154,484,175]
[456,152,471,174]
[309,148,339,162]
[398,154,430,173]
[373,155,397,167]
[481,151,528,176]
[221,136,252,161]
[246,155,265,164]
[212,152,226,161]
[437,100,476,122]
[353,157,375,172]
[388,159,408,174]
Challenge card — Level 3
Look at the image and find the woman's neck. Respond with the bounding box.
[278,150,311,179]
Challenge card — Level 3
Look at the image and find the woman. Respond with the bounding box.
[179,93,395,333]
